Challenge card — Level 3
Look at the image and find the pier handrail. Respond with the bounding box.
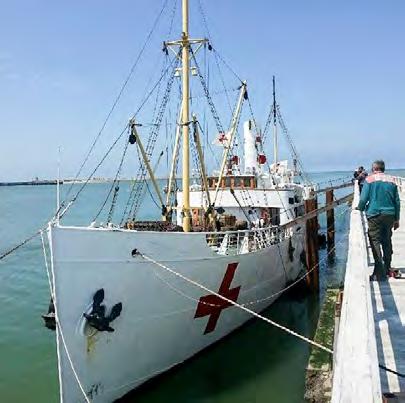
[331,182,381,402]
[388,174,405,193]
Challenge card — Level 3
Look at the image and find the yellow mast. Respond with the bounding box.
[181,0,191,232]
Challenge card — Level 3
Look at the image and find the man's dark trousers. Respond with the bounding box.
[368,214,395,280]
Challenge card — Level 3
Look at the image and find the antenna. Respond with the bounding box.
[56,146,61,223]
[273,75,277,125]
[272,76,278,165]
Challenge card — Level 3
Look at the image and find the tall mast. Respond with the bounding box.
[164,0,207,230]
[181,0,191,232]
[272,75,278,165]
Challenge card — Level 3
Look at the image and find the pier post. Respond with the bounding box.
[326,189,335,260]
[305,196,319,291]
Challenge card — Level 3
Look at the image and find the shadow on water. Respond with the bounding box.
[118,291,320,403]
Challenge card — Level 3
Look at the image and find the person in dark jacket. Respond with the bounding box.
[357,160,400,281]
[358,166,368,192]
[353,166,368,192]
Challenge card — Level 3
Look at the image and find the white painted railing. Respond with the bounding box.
[206,225,293,255]
[331,183,382,402]
[390,175,405,193]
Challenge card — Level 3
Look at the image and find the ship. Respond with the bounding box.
[44,1,313,401]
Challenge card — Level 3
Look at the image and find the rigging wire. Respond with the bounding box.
[119,52,180,223]
[60,55,179,221]
[93,134,130,222]
[197,0,234,113]
[62,0,171,204]
[197,121,220,167]
[276,106,311,184]
[197,0,243,83]
[211,47,243,84]
[190,47,225,135]
[191,46,253,212]
[243,92,291,221]
[58,16,181,222]
[56,124,130,223]
[261,104,274,145]
[167,0,178,37]
[122,50,181,223]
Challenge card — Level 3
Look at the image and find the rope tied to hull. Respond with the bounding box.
[137,251,334,355]
[0,230,42,261]
[40,230,91,402]
[147,215,350,310]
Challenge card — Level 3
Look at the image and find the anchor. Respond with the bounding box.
[83,289,122,332]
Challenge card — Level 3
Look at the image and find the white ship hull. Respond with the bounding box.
[48,224,305,402]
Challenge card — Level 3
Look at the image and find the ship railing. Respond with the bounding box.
[206,224,294,256]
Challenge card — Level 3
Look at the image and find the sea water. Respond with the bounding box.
[0,170,402,402]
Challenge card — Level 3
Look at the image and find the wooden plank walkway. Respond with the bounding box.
[332,177,405,402]
[371,194,405,394]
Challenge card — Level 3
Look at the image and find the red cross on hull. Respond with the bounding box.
[194,262,241,334]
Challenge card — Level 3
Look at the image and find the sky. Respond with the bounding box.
[0,0,404,181]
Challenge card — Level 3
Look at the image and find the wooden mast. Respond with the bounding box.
[181,0,191,232]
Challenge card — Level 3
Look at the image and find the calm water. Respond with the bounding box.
[0,170,402,402]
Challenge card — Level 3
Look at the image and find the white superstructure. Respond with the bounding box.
[244,120,258,175]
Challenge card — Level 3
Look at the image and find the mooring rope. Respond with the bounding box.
[138,252,334,354]
[39,230,91,401]
[56,318,92,403]
[40,231,54,299]
[0,229,43,261]
[379,364,405,378]
[0,203,71,261]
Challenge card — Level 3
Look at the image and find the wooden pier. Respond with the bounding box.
[332,177,405,402]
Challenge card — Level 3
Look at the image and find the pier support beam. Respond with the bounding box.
[326,189,335,260]
[305,197,320,292]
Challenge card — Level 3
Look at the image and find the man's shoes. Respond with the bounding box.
[387,269,402,279]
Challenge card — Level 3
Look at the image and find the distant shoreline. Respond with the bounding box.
[0,178,169,187]
[1,169,404,187]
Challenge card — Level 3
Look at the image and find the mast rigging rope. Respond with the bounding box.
[122,51,181,223]
[93,135,130,222]
[62,0,171,205]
